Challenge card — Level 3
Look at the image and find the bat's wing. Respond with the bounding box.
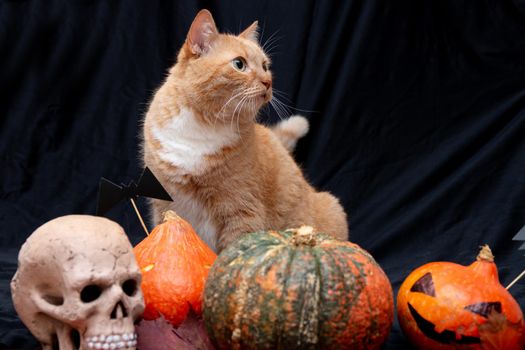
[136,167,172,202]
[96,178,125,215]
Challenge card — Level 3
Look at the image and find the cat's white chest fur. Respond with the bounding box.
[150,107,239,175]
[149,106,236,251]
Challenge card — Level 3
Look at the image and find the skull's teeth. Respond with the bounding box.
[86,333,137,349]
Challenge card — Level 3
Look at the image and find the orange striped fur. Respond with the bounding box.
[142,10,348,252]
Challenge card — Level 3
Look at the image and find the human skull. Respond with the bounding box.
[11,215,145,350]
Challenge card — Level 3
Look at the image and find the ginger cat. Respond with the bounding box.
[142,9,348,252]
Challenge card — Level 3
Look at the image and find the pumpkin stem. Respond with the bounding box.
[290,226,318,247]
[477,244,495,263]
[163,210,180,222]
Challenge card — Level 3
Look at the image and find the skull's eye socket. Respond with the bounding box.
[122,279,138,296]
[410,272,436,297]
[43,294,64,306]
[80,285,103,303]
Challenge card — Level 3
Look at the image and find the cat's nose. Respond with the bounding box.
[262,79,272,89]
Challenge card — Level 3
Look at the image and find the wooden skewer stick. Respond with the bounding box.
[130,198,149,236]
[506,268,525,290]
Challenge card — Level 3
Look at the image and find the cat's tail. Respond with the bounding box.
[271,115,309,152]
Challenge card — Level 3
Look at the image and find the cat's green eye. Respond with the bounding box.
[262,62,270,72]
[232,57,247,72]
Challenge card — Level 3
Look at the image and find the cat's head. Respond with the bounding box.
[174,10,272,123]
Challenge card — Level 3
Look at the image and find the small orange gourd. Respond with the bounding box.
[397,245,525,350]
[134,211,217,326]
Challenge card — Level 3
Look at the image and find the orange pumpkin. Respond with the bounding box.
[204,227,394,349]
[134,210,217,326]
[397,245,525,350]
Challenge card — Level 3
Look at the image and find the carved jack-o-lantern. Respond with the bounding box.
[397,246,525,350]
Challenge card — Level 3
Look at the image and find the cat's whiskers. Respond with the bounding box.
[271,88,292,102]
[231,94,250,138]
[241,95,256,127]
[213,87,253,133]
[217,88,246,120]
[262,29,282,57]
[252,98,259,121]
[269,89,317,122]
[270,98,287,121]
[249,97,261,128]
[224,86,257,112]
[272,89,317,113]
[235,100,244,139]
[207,84,265,140]
[245,90,263,121]
[231,86,262,140]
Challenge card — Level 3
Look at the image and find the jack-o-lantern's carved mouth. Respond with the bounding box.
[407,272,503,345]
[408,303,481,345]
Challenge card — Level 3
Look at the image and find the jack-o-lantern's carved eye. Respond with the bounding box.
[464,302,502,318]
[410,272,436,297]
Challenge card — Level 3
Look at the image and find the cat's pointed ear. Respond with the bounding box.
[239,21,259,43]
[187,9,219,56]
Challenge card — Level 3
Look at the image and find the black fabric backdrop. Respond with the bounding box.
[1,0,525,349]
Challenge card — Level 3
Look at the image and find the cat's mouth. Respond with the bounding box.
[257,95,268,105]
[260,90,272,104]
[250,87,272,107]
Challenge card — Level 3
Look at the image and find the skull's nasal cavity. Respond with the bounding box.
[110,301,128,319]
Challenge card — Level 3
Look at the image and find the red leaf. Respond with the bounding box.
[135,311,215,350]
[479,311,525,350]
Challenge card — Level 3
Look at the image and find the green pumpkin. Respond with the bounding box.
[203,226,394,350]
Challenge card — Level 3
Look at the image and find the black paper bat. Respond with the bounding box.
[96,167,172,216]
[506,223,525,289]
[513,224,525,254]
